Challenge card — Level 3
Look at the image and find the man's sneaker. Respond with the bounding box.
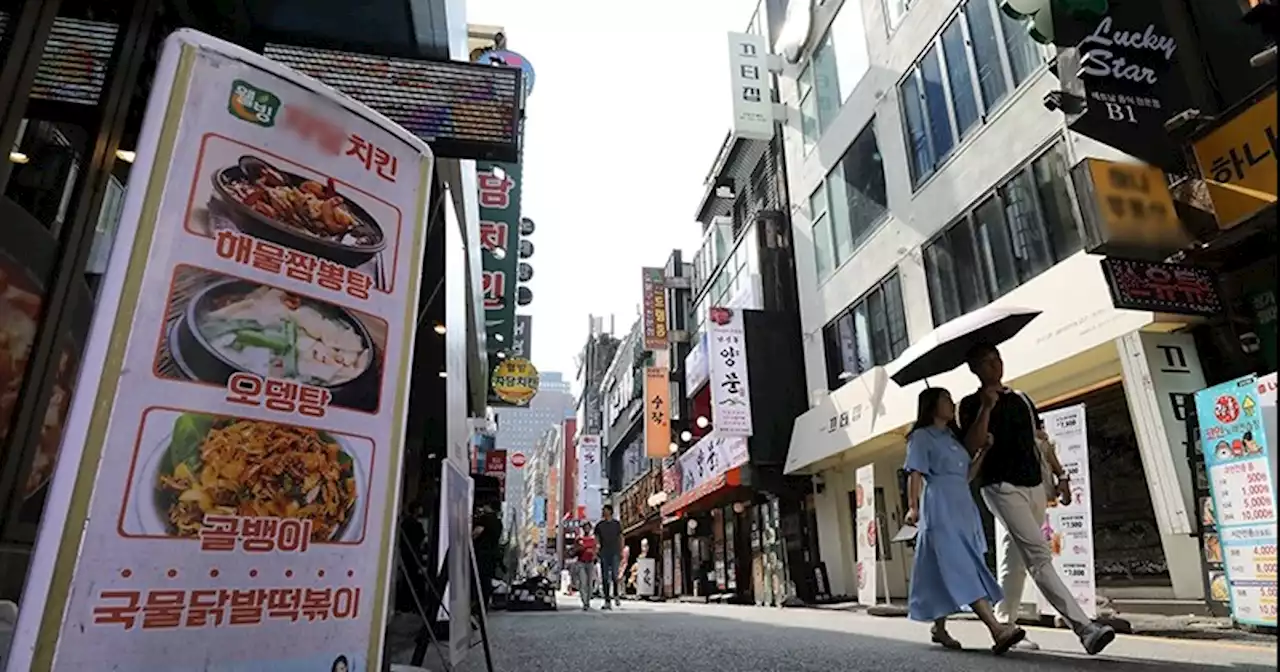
[602,603,612,611]
[1014,639,1040,651]
[614,599,621,607]
[1081,623,1116,655]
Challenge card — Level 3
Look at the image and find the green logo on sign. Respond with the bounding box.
[228,80,280,127]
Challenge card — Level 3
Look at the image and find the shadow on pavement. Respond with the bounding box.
[392,604,1276,672]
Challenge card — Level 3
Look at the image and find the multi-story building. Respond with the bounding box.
[776,0,1276,615]
[575,315,621,441]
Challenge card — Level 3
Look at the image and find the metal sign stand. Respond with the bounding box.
[403,531,496,672]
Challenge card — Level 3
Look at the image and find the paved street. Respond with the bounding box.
[410,601,1278,672]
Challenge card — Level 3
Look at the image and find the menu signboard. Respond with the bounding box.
[1196,374,1278,628]
[9,31,433,671]
[1035,405,1098,619]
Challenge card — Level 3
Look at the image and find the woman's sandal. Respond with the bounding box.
[931,628,963,650]
[991,625,1027,655]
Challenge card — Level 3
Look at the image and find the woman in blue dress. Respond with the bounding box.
[904,387,1026,654]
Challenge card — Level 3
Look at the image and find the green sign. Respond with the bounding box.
[477,160,522,358]
[227,79,280,127]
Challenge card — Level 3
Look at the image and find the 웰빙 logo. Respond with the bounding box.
[228,79,280,127]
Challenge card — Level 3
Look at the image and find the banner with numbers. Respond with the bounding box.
[9,31,433,672]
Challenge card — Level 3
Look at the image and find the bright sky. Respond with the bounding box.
[467,0,760,380]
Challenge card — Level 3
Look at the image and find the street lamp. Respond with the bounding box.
[679,430,692,442]
[695,416,709,429]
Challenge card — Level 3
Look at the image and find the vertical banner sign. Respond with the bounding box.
[641,267,668,350]
[1036,405,1098,619]
[708,307,753,436]
[855,465,876,606]
[511,314,532,360]
[1196,374,1278,628]
[577,435,603,522]
[10,31,433,672]
[644,366,671,458]
[477,160,522,352]
[483,449,508,497]
[637,557,657,597]
[727,32,774,141]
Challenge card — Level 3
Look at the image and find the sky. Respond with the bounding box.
[467,0,761,381]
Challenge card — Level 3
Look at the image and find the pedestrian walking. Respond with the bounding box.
[959,343,1115,655]
[595,505,624,609]
[571,523,598,611]
[904,387,1026,654]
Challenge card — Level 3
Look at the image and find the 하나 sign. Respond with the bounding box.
[491,357,540,405]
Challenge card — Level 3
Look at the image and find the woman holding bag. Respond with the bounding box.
[903,388,1026,654]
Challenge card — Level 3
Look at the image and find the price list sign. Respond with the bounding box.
[1196,374,1278,627]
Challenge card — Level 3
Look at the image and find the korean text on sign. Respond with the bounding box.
[93,586,361,630]
[215,230,374,300]
[199,515,313,553]
[346,133,398,182]
[226,372,332,418]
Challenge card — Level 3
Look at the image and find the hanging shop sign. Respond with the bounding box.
[708,307,753,436]
[1073,157,1192,261]
[1100,257,1222,317]
[1052,2,1196,172]
[7,31,434,672]
[469,428,497,474]
[483,449,508,496]
[684,331,709,397]
[854,465,876,606]
[644,366,672,458]
[641,267,668,351]
[727,31,774,142]
[676,431,749,494]
[1035,405,1099,619]
[1195,373,1277,628]
[510,451,527,469]
[577,435,603,522]
[510,314,533,360]
[491,357,539,406]
[262,44,522,163]
[1192,90,1277,230]
[477,161,523,360]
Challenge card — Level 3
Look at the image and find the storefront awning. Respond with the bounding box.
[784,252,1168,475]
[660,467,743,518]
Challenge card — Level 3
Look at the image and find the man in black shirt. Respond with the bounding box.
[960,343,1115,656]
[595,505,624,609]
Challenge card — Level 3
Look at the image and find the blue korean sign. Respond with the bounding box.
[1195,374,1278,627]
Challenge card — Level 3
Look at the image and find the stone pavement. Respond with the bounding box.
[387,600,1277,672]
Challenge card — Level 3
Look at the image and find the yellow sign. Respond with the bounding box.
[643,366,671,458]
[491,357,540,405]
[1083,158,1189,253]
[1193,90,1277,229]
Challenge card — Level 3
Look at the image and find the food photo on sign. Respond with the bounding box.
[117,408,373,544]
[151,265,388,413]
[183,133,402,292]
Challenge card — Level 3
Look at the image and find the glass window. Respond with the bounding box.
[940,19,980,139]
[885,0,910,29]
[1032,142,1083,260]
[828,122,888,265]
[800,68,819,155]
[999,5,1045,86]
[919,45,954,162]
[812,33,842,135]
[883,274,909,358]
[973,196,1019,298]
[831,0,870,101]
[965,0,1009,111]
[999,170,1054,282]
[810,186,834,281]
[867,286,891,365]
[852,301,873,373]
[947,217,990,313]
[924,240,961,326]
[899,73,932,185]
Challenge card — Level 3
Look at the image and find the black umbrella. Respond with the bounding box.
[889,306,1042,387]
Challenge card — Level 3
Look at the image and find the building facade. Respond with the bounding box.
[777,0,1276,616]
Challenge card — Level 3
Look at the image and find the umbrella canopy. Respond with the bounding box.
[890,306,1042,387]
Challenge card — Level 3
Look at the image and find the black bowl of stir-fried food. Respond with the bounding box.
[154,413,359,542]
[212,155,387,269]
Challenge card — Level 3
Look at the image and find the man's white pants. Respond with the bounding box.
[982,482,1091,634]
